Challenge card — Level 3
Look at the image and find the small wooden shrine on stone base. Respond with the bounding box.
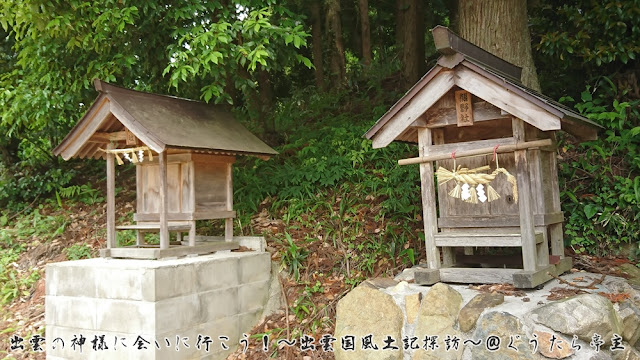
[365,26,602,288]
[53,79,277,259]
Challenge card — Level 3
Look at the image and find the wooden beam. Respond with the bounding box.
[89,131,127,143]
[513,118,537,272]
[428,137,516,156]
[398,138,552,165]
[454,66,561,131]
[106,143,116,249]
[439,268,519,284]
[158,151,169,249]
[425,101,508,128]
[438,212,563,228]
[372,71,454,148]
[418,128,441,270]
[434,232,543,247]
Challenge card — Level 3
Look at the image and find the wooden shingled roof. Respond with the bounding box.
[53,79,278,160]
[364,26,602,148]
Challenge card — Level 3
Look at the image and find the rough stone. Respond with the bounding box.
[366,277,400,289]
[394,267,417,282]
[612,345,640,360]
[619,264,640,288]
[530,294,623,343]
[471,311,538,360]
[458,293,504,332]
[533,330,574,359]
[405,293,421,324]
[334,282,403,360]
[618,301,640,347]
[414,283,463,360]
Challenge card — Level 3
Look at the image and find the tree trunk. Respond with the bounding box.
[325,0,346,86]
[395,0,406,48]
[359,0,371,67]
[310,1,325,91]
[456,0,541,91]
[399,0,425,87]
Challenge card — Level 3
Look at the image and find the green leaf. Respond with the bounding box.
[584,204,598,219]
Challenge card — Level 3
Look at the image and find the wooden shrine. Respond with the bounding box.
[365,26,601,288]
[53,79,277,259]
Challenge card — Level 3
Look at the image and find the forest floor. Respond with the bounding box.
[0,171,637,360]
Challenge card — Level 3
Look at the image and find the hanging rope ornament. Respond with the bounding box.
[99,146,154,165]
[436,145,518,204]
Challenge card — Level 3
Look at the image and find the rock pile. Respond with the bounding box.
[334,272,640,360]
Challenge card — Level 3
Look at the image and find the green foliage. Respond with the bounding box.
[279,232,308,281]
[534,1,640,67]
[0,207,68,304]
[64,243,95,260]
[56,184,104,206]
[559,82,640,256]
[0,165,74,211]
[164,5,311,103]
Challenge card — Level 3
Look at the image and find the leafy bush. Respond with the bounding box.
[559,84,640,257]
[64,243,95,260]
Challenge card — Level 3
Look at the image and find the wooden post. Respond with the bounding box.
[528,145,550,267]
[106,143,116,249]
[135,164,145,246]
[159,151,169,250]
[225,161,233,242]
[188,161,196,246]
[432,128,455,266]
[513,118,537,271]
[418,128,441,270]
[547,133,564,258]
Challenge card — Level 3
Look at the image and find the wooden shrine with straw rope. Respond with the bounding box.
[53,79,277,259]
[365,27,602,288]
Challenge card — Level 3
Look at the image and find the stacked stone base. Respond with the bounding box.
[46,248,273,360]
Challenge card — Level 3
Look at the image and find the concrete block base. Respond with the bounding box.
[45,248,273,360]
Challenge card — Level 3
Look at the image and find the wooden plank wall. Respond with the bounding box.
[194,161,228,211]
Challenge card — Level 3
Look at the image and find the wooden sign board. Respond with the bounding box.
[125,128,137,145]
[455,90,474,127]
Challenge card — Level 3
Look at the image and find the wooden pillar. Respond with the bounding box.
[225,161,233,242]
[528,147,550,267]
[418,128,441,270]
[432,128,455,266]
[513,118,537,271]
[159,151,169,250]
[547,133,564,257]
[188,161,196,246]
[106,144,116,249]
[135,164,145,246]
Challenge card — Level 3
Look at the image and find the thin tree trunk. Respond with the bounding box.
[326,0,346,86]
[395,0,406,48]
[310,1,325,90]
[456,0,541,91]
[400,0,424,87]
[359,0,371,67]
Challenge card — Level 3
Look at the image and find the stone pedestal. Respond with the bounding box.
[45,244,273,360]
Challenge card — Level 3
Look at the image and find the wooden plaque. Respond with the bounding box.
[455,90,474,127]
[125,128,137,145]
